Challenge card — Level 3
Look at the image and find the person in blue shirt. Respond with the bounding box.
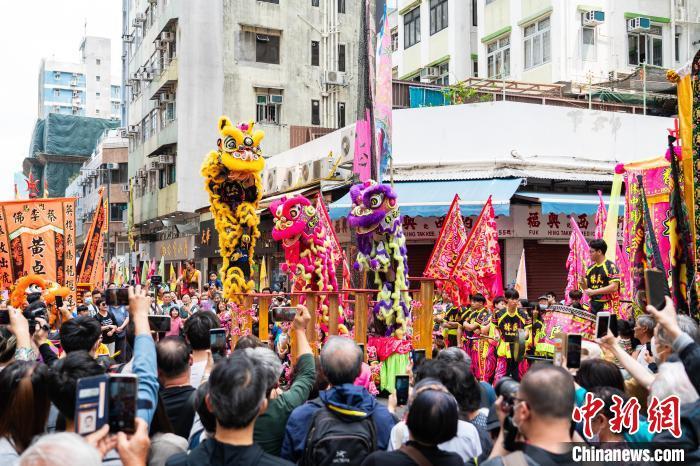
[208,272,223,290]
[107,286,130,363]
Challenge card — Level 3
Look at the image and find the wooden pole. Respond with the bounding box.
[258,294,271,343]
[354,292,368,348]
[305,292,318,356]
[419,280,435,359]
[328,293,339,336]
[289,294,299,363]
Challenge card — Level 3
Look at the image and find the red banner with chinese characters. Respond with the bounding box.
[77,187,107,286]
[450,196,503,303]
[424,194,468,280]
[0,197,78,306]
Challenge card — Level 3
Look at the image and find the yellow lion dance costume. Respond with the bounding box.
[201,117,265,303]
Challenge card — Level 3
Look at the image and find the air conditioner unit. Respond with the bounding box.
[583,10,605,26]
[131,71,141,80]
[118,128,128,138]
[70,79,78,86]
[270,94,283,104]
[104,163,119,170]
[256,95,269,105]
[158,155,174,165]
[420,66,440,80]
[282,167,297,191]
[312,158,335,180]
[627,17,651,33]
[160,93,175,102]
[142,72,153,82]
[154,39,166,50]
[136,169,146,178]
[121,184,130,192]
[128,125,140,133]
[263,168,278,194]
[134,13,146,24]
[324,70,347,86]
[297,162,314,186]
[161,31,175,42]
[148,161,160,171]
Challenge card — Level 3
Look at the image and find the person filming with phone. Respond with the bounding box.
[579,239,621,315]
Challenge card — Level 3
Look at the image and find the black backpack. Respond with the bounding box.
[302,399,377,466]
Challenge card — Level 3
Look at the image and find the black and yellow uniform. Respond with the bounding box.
[585,259,621,314]
[444,305,469,347]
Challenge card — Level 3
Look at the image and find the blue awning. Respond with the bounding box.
[328,178,523,219]
[516,192,611,216]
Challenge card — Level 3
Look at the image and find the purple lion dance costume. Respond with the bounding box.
[348,180,411,338]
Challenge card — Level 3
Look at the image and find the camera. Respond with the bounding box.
[494,376,520,414]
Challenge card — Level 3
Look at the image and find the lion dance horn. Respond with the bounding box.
[201,116,265,304]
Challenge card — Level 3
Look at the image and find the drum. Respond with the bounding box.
[537,305,596,356]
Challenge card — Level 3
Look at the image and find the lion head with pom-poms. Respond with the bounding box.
[215,117,265,175]
[10,274,70,327]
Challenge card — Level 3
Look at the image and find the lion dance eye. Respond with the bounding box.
[224,136,237,151]
[289,205,300,219]
[369,193,384,209]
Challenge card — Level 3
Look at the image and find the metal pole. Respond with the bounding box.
[642,62,647,115]
[106,169,111,265]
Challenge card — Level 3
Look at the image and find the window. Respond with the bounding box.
[582,26,596,60]
[487,36,510,78]
[391,29,398,52]
[338,44,346,72]
[430,0,448,35]
[258,0,279,3]
[404,7,421,49]
[311,41,319,66]
[472,59,478,77]
[96,58,101,65]
[159,165,176,189]
[54,89,60,97]
[96,109,100,114]
[312,0,319,6]
[432,62,449,85]
[53,71,61,80]
[523,17,551,69]
[109,203,128,222]
[675,33,681,62]
[113,163,128,184]
[96,75,101,82]
[311,99,320,125]
[256,34,280,64]
[256,91,282,124]
[628,25,663,66]
[472,0,477,26]
[96,92,101,98]
[338,0,345,14]
[337,102,346,128]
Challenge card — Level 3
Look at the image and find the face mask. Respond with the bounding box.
[85,297,92,304]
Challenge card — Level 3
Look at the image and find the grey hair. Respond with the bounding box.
[650,362,699,405]
[320,336,363,386]
[19,433,101,466]
[244,347,283,392]
[437,347,471,367]
[636,315,656,334]
[658,314,699,348]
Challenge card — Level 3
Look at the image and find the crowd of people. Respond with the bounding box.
[0,249,697,465]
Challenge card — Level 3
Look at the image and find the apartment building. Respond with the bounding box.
[37,36,121,120]
[64,129,130,258]
[391,0,478,84]
[392,0,700,89]
[124,0,360,262]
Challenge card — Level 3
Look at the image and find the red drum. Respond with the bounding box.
[537,305,596,356]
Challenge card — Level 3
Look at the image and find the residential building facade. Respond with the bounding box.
[38,36,121,120]
[123,0,360,266]
[65,129,130,258]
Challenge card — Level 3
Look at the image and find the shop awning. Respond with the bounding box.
[328,178,523,219]
[515,192,610,215]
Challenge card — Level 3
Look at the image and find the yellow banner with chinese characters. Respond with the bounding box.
[0,197,78,306]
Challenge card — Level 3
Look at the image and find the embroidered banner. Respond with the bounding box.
[424,195,468,280]
[565,215,590,307]
[77,187,107,286]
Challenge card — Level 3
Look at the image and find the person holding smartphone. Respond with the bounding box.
[579,239,621,315]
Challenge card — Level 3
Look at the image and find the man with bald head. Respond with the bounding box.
[280,336,397,462]
[484,364,577,465]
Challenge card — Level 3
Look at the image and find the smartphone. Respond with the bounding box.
[645,268,668,311]
[148,315,171,332]
[566,334,582,369]
[395,375,410,406]
[105,288,129,307]
[210,328,227,349]
[271,306,297,322]
[596,312,611,339]
[0,310,8,325]
[55,295,64,308]
[108,374,137,434]
[609,314,618,338]
[75,374,108,435]
[413,349,426,367]
[151,275,163,287]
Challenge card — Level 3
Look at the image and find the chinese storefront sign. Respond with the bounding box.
[155,236,195,261]
[0,198,78,306]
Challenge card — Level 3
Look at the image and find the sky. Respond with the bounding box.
[0,0,122,200]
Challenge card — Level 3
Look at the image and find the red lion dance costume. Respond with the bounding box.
[269,195,347,336]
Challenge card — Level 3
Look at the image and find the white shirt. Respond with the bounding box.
[388,419,482,463]
[190,359,207,387]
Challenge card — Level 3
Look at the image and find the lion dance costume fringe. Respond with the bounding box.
[270,195,347,336]
[201,117,264,304]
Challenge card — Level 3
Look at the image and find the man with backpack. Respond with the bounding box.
[280,336,397,465]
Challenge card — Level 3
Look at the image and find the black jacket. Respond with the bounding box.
[165,438,293,466]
